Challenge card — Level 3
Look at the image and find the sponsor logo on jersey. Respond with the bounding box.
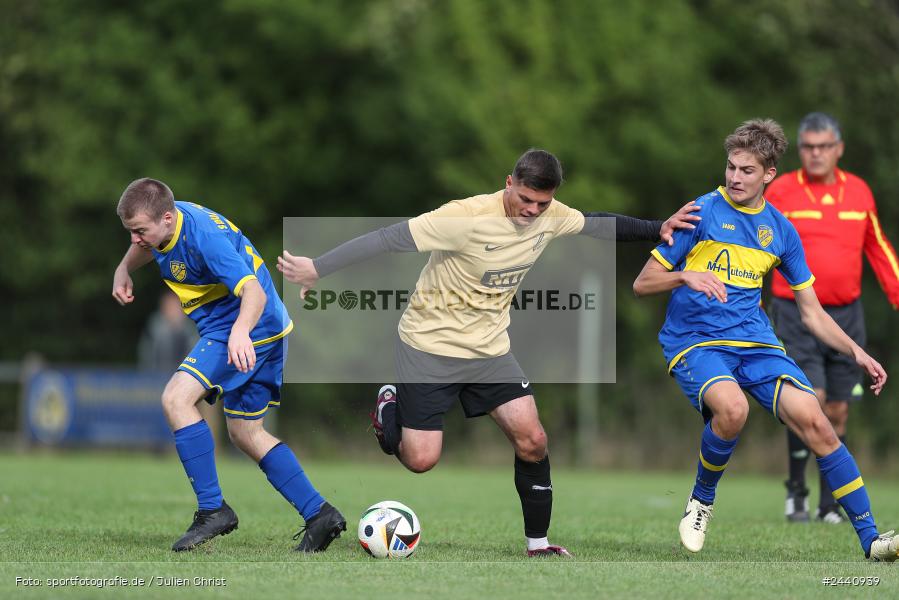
[480,264,534,288]
[757,224,774,248]
[484,243,505,252]
[170,261,187,282]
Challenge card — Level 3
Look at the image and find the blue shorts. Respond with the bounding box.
[178,337,286,420]
[670,345,815,423]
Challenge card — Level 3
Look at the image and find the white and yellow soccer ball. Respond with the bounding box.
[357,500,421,558]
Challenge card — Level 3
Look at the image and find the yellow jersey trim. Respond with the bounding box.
[164,280,229,315]
[699,450,728,472]
[837,211,866,221]
[719,186,766,214]
[698,375,737,409]
[869,212,899,283]
[159,209,184,254]
[773,375,815,422]
[650,248,674,271]
[253,321,294,347]
[668,341,785,373]
[783,210,822,220]
[178,364,224,402]
[224,400,280,418]
[233,274,257,297]
[832,476,864,500]
[789,276,816,291]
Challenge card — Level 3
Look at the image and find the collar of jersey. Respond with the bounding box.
[158,208,183,254]
[797,168,846,185]
[718,185,766,214]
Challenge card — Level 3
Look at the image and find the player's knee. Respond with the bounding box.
[714,401,748,437]
[805,413,838,447]
[160,387,188,417]
[226,424,253,452]
[514,429,547,462]
[404,453,438,474]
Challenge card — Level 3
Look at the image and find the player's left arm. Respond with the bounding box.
[793,286,887,395]
[580,201,701,244]
[228,279,267,374]
[863,203,899,309]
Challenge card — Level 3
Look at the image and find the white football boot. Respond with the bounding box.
[868,530,899,562]
[679,497,713,553]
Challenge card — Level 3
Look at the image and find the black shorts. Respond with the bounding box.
[394,338,534,431]
[769,297,866,402]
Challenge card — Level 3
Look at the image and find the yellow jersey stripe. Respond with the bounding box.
[179,363,213,387]
[719,186,766,214]
[668,341,786,373]
[699,450,728,472]
[869,212,899,283]
[233,274,257,297]
[164,280,229,315]
[784,210,822,220]
[684,240,778,289]
[650,248,674,270]
[253,321,294,347]
[223,400,280,417]
[837,211,866,220]
[832,476,864,500]
[698,375,737,408]
[159,209,184,254]
[789,276,816,291]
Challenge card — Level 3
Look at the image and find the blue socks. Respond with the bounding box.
[691,421,739,504]
[259,443,325,521]
[817,444,879,554]
[173,420,223,511]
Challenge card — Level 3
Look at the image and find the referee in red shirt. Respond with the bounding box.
[767,112,899,523]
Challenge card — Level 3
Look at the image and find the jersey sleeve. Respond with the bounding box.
[650,218,701,270]
[198,230,258,296]
[864,204,899,308]
[407,200,475,252]
[775,220,815,290]
[547,200,586,237]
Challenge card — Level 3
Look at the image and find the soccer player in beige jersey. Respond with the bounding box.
[278,149,699,556]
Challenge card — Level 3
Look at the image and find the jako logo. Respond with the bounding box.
[855,511,871,521]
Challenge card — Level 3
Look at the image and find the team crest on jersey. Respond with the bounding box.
[757,225,774,248]
[170,261,187,282]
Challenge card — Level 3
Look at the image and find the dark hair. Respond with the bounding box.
[724,119,788,170]
[512,149,563,191]
[116,178,175,220]
[798,112,842,141]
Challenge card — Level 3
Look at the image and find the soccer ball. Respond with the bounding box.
[357,500,421,558]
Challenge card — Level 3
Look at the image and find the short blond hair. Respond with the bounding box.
[116,178,174,220]
[724,119,788,170]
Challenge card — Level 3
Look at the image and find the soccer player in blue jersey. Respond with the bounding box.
[112,178,346,552]
[633,120,898,561]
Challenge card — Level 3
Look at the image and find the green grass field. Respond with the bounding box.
[1,453,897,599]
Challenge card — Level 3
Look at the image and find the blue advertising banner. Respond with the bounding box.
[25,369,170,447]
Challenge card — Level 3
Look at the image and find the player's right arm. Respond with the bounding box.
[112,244,154,305]
[277,220,419,299]
[632,257,727,302]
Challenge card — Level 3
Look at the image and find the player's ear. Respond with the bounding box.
[506,174,514,189]
[763,167,776,184]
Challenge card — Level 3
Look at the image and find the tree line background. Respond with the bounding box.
[2,0,898,470]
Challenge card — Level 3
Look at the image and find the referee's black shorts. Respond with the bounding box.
[394,337,534,431]
[769,297,866,402]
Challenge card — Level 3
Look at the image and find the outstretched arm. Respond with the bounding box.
[793,286,887,395]
[632,256,727,302]
[277,221,418,298]
[112,244,154,305]
[581,201,701,244]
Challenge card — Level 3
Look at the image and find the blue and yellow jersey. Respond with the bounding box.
[651,187,814,372]
[152,201,293,345]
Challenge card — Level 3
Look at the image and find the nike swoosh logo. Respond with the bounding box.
[531,484,552,491]
[485,244,504,252]
[521,380,530,388]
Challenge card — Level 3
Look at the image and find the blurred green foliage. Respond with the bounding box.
[2,0,898,461]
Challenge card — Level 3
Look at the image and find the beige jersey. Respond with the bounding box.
[398,190,585,358]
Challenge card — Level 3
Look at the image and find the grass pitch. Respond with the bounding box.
[1,453,897,599]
